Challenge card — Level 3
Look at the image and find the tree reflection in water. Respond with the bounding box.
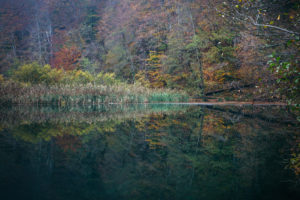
[0,104,299,200]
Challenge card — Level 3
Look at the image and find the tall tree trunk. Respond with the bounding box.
[188,4,205,95]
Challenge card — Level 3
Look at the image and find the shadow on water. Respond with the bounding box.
[0,104,299,200]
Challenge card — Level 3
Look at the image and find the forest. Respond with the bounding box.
[0,0,299,104]
[0,1,300,199]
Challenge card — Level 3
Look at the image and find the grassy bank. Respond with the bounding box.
[0,63,189,105]
[0,81,189,105]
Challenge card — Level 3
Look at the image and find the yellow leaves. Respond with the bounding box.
[269,21,274,25]
[96,72,119,85]
[146,51,165,64]
[139,50,168,88]
[171,73,189,82]
[277,15,281,20]
[0,74,4,83]
[46,68,64,83]
[72,70,94,84]
[214,70,235,83]
[135,71,151,88]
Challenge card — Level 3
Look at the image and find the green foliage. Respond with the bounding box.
[203,46,219,64]
[81,7,100,42]
[13,62,45,84]
[148,92,189,103]
[186,34,209,50]
[11,62,123,86]
[79,57,97,74]
[72,70,94,84]
[40,65,64,85]
[2,61,189,105]
[210,29,234,45]
[268,53,300,103]
[203,30,236,64]
[164,34,185,75]
[95,72,120,85]
[60,70,94,84]
[105,45,127,68]
[13,63,64,85]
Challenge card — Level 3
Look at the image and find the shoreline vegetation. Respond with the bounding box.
[0,63,294,106]
[0,63,189,105]
[0,81,189,105]
[0,0,298,116]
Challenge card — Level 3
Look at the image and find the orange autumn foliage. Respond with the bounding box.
[52,46,81,71]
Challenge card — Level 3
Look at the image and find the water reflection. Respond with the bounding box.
[0,104,299,200]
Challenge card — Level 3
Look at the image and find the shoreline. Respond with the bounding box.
[0,101,289,106]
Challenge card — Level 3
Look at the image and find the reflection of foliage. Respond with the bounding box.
[56,135,82,152]
[0,104,189,128]
[290,137,300,176]
[10,123,98,143]
[0,105,298,199]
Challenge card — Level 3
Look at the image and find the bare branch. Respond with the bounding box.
[249,16,299,35]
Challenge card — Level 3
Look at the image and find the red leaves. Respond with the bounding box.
[52,46,81,71]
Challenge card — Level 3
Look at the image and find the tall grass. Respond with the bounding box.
[0,81,189,105]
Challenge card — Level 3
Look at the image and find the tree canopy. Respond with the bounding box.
[0,0,299,102]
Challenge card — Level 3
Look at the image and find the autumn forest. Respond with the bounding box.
[0,1,300,199]
[0,0,299,105]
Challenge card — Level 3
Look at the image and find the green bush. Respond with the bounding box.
[72,70,94,84]
[40,65,64,85]
[12,62,124,86]
[12,63,65,85]
[13,62,44,84]
[95,72,120,85]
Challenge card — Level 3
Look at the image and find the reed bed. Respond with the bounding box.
[0,81,189,105]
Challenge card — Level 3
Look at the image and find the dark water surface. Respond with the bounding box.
[0,104,299,200]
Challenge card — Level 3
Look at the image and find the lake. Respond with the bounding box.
[0,104,299,200]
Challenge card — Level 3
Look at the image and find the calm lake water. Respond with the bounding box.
[0,104,299,200]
